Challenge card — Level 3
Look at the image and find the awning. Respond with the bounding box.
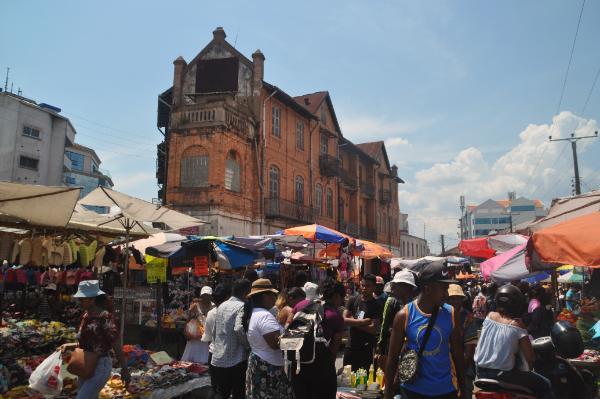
[528,190,600,233]
[0,182,81,228]
[459,237,496,259]
[353,239,393,259]
[480,242,531,283]
[531,212,600,267]
[282,224,352,244]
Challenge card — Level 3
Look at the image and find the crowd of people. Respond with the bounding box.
[59,259,579,399]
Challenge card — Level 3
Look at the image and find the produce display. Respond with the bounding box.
[557,309,578,324]
[576,349,600,363]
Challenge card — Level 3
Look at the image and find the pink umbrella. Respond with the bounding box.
[480,241,530,282]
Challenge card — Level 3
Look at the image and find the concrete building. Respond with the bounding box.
[157,27,404,251]
[400,234,430,259]
[0,90,75,186]
[63,143,113,212]
[463,195,547,238]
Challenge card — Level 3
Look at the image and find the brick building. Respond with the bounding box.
[157,27,404,251]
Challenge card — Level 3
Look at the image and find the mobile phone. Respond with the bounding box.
[357,310,365,320]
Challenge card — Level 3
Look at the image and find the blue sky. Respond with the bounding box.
[2,1,599,252]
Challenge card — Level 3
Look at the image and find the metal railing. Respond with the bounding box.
[319,154,340,177]
[264,197,315,224]
[360,181,375,198]
[340,168,357,188]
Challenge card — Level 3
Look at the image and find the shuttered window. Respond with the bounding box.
[326,188,333,218]
[272,106,281,137]
[296,120,304,150]
[225,155,241,192]
[295,176,304,205]
[180,155,209,187]
[269,166,280,198]
[315,184,323,215]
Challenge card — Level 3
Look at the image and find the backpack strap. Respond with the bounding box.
[417,306,439,357]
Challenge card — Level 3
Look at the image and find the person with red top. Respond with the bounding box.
[61,280,130,399]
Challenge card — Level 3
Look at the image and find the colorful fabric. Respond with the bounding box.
[472,293,488,320]
[78,310,118,356]
[245,352,294,399]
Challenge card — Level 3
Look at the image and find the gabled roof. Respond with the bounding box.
[293,91,342,134]
[339,137,379,165]
[355,141,392,174]
[187,30,254,71]
[263,82,317,121]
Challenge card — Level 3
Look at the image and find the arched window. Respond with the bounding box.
[326,188,333,218]
[180,146,209,187]
[315,184,323,215]
[295,176,304,205]
[224,151,241,192]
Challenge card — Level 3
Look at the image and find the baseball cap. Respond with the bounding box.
[391,269,417,287]
[200,286,213,296]
[303,282,319,300]
[375,276,384,285]
[447,284,465,298]
[418,260,457,284]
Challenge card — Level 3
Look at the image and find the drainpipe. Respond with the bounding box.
[308,120,319,222]
[261,90,277,235]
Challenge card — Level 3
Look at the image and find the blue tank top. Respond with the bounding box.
[401,301,456,396]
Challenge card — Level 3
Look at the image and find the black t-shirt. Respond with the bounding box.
[346,295,383,349]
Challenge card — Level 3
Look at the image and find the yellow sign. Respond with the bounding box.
[145,255,167,283]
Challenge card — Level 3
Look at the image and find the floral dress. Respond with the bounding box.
[78,310,118,356]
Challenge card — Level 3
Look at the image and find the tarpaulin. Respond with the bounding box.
[459,237,496,259]
[528,190,600,233]
[480,242,531,283]
[531,212,600,267]
[213,241,256,269]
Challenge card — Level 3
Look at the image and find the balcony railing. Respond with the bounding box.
[360,181,375,198]
[264,197,315,224]
[379,189,391,204]
[361,227,377,240]
[319,154,340,177]
[340,168,357,189]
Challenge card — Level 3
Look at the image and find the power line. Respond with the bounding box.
[556,0,587,115]
[530,142,569,198]
[62,111,157,140]
[581,64,600,115]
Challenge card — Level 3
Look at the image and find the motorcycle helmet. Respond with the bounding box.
[551,321,584,359]
[494,283,525,318]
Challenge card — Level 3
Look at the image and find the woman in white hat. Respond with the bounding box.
[181,285,214,364]
[62,280,130,399]
[244,278,294,399]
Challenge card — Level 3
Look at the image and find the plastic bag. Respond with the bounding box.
[185,319,204,339]
[29,350,63,395]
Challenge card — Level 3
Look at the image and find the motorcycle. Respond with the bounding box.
[474,321,596,399]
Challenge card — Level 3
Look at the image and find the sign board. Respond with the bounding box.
[146,255,167,283]
[178,225,200,236]
[194,256,209,277]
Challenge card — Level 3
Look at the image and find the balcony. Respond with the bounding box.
[379,189,391,204]
[264,197,315,224]
[319,155,340,177]
[340,168,357,189]
[361,227,377,240]
[360,181,375,198]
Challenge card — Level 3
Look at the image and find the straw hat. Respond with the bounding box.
[447,284,466,298]
[248,278,279,297]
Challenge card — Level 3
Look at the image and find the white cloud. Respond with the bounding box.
[386,137,410,147]
[339,114,435,141]
[400,111,599,253]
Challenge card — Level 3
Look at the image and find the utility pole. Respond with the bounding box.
[440,234,446,255]
[459,195,465,240]
[550,131,598,195]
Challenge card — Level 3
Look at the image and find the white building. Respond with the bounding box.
[0,91,75,186]
[400,233,430,259]
[464,195,547,238]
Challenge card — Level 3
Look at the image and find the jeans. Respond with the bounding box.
[75,356,112,399]
[476,367,555,399]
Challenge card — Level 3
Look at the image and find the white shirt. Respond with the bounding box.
[201,307,218,353]
[247,307,284,366]
[211,297,248,368]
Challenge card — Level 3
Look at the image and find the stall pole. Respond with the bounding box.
[119,219,131,341]
[551,270,560,311]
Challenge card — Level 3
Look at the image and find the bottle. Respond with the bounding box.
[368,365,375,384]
[350,372,356,387]
[376,368,384,388]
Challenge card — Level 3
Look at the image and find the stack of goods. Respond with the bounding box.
[122,345,151,368]
[337,365,383,393]
[576,349,600,363]
[580,298,600,315]
[99,362,207,398]
[557,309,578,324]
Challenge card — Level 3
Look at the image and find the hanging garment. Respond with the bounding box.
[93,247,106,271]
[62,241,73,265]
[19,239,32,265]
[30,237,44,267]
[10,239,20,264]
[69,240,79,263]
[0,235,13,262]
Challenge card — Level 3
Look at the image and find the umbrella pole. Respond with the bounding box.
[551,270,559,311]
[120,220,131,342]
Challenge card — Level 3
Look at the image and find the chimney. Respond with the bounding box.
[304,98,310,106]
[213,27,226,42]
[391,165,398,177]
[252,49,265,101]
[172,56,187,107]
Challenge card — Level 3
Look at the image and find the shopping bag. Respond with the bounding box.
[185,319,204,339]
[28,350,63,395]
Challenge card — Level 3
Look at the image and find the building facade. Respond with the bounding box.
[0,91,75,186]
[399,234,430,259]
[464,195,547,238]
[158,27,404,250]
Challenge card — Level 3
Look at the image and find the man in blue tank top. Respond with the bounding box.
[384,260,465,399]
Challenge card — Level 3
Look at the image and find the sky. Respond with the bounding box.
[2,1,600,253]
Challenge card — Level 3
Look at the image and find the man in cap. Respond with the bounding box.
[375,269,417,368]
[384,260,465,399]
[343,273,383,371]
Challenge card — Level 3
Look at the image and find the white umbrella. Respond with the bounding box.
[78,186,207,336]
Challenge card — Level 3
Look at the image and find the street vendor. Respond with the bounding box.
[182,286,214,364]
[61,280,130,399]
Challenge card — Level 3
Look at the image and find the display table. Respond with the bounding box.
[147,375,210,399]
[336,387,382,399]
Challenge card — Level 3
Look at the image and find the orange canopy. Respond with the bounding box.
[354,240,393,259]
[532,212,600,267]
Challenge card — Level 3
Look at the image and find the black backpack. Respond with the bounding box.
[280,300,325,377]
